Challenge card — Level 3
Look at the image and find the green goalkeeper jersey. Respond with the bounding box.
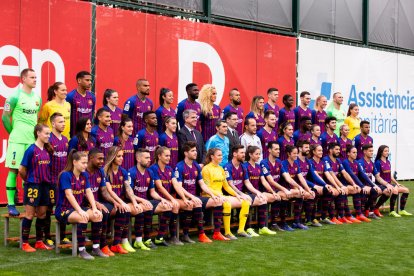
[3,88,41,144]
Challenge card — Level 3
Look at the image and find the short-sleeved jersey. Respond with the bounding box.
[159,133,179,169]
[5,88,41,143]
[311,109,327,133]
[297,158,310,178]
[293,130,311,144]
[201,162,236,197]
[322,156,344,177]
[123,95,154,136]
[245,112,265,132]
[175,160,202,196]
[91,125,114,157]
[320,131,339,156]
[86,167,106,202]
[104,105,123,135]
[21,144,51,183]
[176,99,201,130]
[310,137,322,146]
[205,135,230,167]
[66,89,95,136]
[358,158,378,181]
[294,106,312,130]
[278,108,295,129]
[374,159,391,183]
[49,133,68,185]
[277,136,294,161]
[222,104,244,134]
[338,137,352,160]
[344,116,361,140]
[114,136,135,170]
[264,103,280,130]
[224,161,249,192]
[56,171,90,213]
[39,100,71,139]
[68,135,96,155]
[134,129,159,162]
[155,106,176,134]
[107,167,128,198]
[260,158,282,183]
[281,159,302,185]
[243,162,263,190]
[257,127,277,160]
[353,134,373,160]
[129,166,155,200]
[200,104,221,142]
[150,163,175,198]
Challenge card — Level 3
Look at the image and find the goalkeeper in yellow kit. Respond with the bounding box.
[201,148,250,240]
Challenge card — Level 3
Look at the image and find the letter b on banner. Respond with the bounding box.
[178,39,225,104]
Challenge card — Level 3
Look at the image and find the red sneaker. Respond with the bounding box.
[101,245,115,256]
[343,217,353,224]
[212,232,230,241]
[346,216,362,223]
[110,244,129,254]
[331,217,343,225]
[374,209,384,217]
[198,233,213,243]
[338,217,351,224]
[35,241,53,250]
[22,243,36,252]
[364,210,370,217]
[356,214,371,222]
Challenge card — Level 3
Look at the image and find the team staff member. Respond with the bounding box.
[202,148,250,240]
[103,89,123,135]
[56,150,105,260]
[3,68,41,216]
[19,124,52,252]
[67,71,95,136]
[39,82,71,139]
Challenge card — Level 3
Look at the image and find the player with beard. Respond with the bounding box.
[353,121,374,160]
[222,88,244,135]
[264,88,280,131]
[257,110,278,160]
[277,122,294,161]
[293,116,312,144]
[293,91,312,130]
[177,83,201,130]
[91,108,114,158]
[134,111,159,162]
[320,116,339,156]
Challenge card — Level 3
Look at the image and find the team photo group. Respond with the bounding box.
[3,68,411,260]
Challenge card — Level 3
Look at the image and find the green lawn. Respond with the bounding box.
[1,182,414,276]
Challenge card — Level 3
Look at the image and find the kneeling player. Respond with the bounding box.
[175,141,228,242]
[55,150,104,260]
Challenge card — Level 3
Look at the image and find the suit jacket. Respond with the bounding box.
[177,125,206,164]
[226,128,240,161]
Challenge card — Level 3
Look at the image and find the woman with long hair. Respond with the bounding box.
[19,124,54,252]
[310,124,322,146]
[155,88,176,134]
[68,117,96,154]
[245,95,265,132]
[202,148,250,240]
[199,84,221,141]
[104,146,141,254]
[114,116,135,170]
[39,82,71,139]
[344,103,361,140]
[311,95,327,133]
[338,124,352,160]
[159,117,179,169]
[103,89,123,135]
[374,145,412,217]
[277,122,294,160]
[55,150,105,259]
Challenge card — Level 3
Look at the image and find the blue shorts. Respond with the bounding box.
[56,207,89,224]
[247,193,256,202]
[24,182,50,207]
[49,184,57,206]
[150,199,160,212]
[199,196,210,209]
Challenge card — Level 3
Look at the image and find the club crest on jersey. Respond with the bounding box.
[11,160,16,165]
[88,100,93,105]
[35,101,39,106]
[111,134,114,138]
[81,180,85,185]
[4,103,10,112]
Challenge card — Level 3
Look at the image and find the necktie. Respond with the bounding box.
[191,130,197,141]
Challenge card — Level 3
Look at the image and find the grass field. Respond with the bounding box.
[1,182,414,276]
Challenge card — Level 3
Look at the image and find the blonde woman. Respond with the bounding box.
[199,84,221,142]
[246,96,265,132]
[344,103,361,140]
[311,95,327,133]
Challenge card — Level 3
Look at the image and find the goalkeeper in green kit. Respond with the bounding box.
[2,69,42,216]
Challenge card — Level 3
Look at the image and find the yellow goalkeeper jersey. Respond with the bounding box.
[201,163,236,197]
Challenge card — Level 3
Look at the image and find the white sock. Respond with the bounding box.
[135,237,142,243]
[122,238,128,244]
[78,246,85,252]
[92,244,99,249]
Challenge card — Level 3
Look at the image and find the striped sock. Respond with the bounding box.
[77,223,87,248]
[35,218,45,241]
[335,196,344,218]
[193,207,205,235]
[390,194,398,212]
[258,204,267,228]
[100,212,110,247]
[44,210,52,240]
[113,212,125,245]
[328,195,336,219]
[213,206,223,233]
[270,201,280,224]
[353,193,362,215]
[400,193,409,210]
[375,194,390,209]
[293,199,303,223]
[91,221,102,245]
[343,195,351,217]
[144,211,153,239]
[279,201,287,223]
[22,218,32,243]
[157,211,171,239]
[182,210,193,235]
[169,213,178,238]
[366,189,378,211]
[304,199,314,222]
[134,213,144,239]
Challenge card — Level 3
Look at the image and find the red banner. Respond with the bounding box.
[0,1,296,204]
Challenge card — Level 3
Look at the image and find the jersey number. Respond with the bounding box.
[27,188,38,198]
[49,189,55,199]
[12,151,16,160]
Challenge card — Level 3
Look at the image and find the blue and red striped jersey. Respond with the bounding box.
[134,128,159,163]
[49,133,68,185]
[114,136,135,170]
[278,108,295,129]
[256,128,278,159]
[56,171,90,213]
[68,135,96,155]
[320,131,339,156]
[66,89,96,136]
[159,132,179,169]
[293,106,312,130]
[149,163,175,198]
[174,160,202,196]
[123,95,154,136]
[91,125,114,157]
[338,137,352,160]
[86,167,106,202]
[176,99,201,130]
[104,105,123,135]
[200,104,221,142]
[106,167,128,198]
[277,136,294,161]
[224,161,249,192]
[21,144,51,183]
[354,134,374,160]
[311,110,327,133]
[260,158,282,183]
[245,111,265,132]
[243,162,263,190]
[155,106,176,134]
[129,166,155,200]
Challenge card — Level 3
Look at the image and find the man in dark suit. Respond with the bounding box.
[224,111,241,162]
[177,109,206,164]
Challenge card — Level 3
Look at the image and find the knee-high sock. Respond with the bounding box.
[321,190,331,220]
[44,210,52,240]
[390,194,398,212]
[238,200,250,232]
[213,206,223,233]
[22,218,32,243]
[279,200,288,223]
[113,211,128,245]
[222,201,232,235]
[91,221,102,246]
[143,211,153,239]
[157,211,171,239]
[366,189,378,211]
[328,195,336,219]
[182,210,192,235]
[293,199,303,223]
[193,207,204,235]
[134,213,144,239]
[100,211,110,247]
[6,171,17,205]
[400,193,409,210]
[353,193,362,216]
[35,218,45,241]
[304,199,315,222]
[121,213,131,240]
[77,223,87,249]
[375,194,390,209]
[258,204,267,228]
[335,196,344,218]
[169,213,178,238]
[342,195,352,217]
[270,201,280,224]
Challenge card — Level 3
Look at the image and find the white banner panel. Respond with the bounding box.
[298,37,414,179]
